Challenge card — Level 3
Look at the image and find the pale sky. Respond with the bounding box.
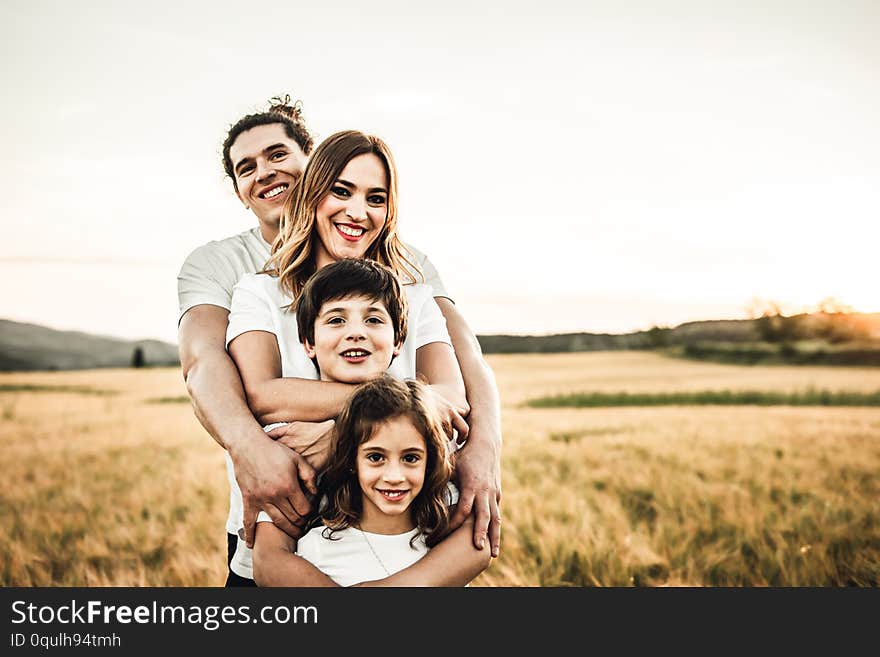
[2,0,878,343]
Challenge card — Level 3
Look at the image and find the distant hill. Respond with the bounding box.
[3,312,879,371]
[476,313,880,355]
[476,318,760,354]
[0,319,180,372]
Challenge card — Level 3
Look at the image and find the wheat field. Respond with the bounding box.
[1,352,878,586]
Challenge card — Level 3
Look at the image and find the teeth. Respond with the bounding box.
[342,350,368,357]
[381,490,405,499]
[337,224,365,237]
[261,185,287,199]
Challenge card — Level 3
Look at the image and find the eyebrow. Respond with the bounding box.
[233,143,288,175]
[319,304,389,316]
[361,446,426,454]
[336,178,388,194]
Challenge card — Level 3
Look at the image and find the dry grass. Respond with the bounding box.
[1,352,878,586]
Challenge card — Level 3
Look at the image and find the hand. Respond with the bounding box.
[447,427,502,557]
[266,420,335,472]
[425,385,470,443]
[232,436,318,548]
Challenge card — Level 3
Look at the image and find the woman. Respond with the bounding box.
[225,129,482,585]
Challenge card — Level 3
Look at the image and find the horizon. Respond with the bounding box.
[3,1,877,343]
[5,304,879,347]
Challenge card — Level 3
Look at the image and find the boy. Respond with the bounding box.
[225,258,461,582]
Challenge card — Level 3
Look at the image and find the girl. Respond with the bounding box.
[254,374,490,587]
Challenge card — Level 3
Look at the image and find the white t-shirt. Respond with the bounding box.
[177,227,450,322]
[225,274,452,580]
[176,227,453,581]
[296,526,428,587]
[226,273,451,382]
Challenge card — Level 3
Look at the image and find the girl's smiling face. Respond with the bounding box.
[356,415,426,534]
[312,153,388,269]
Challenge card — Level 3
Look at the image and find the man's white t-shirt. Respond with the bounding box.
[224,274,451,580]
[295,526,428,587]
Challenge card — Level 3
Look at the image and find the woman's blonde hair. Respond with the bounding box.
[316,374,454,546]
[264,130,422,301]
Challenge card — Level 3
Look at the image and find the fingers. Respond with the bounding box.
[471,490,491,551]
[292,453,318,496]
[447,495,472,535]
[242,505,257,549]
[264,422,290,439]
[488,493,502,558]
[451,410,469,442]
[296,460,318,496]
[262,502,302,541]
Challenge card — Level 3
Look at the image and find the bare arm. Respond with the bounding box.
[227,330,354,424]
[355,518,491,587]
[228,329,467,427]
[435,298,503,557]
[178,305,316,547]
[253,522,339,587]
[253,518,491,588]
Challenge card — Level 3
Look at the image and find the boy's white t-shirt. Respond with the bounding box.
[225,272,452,580]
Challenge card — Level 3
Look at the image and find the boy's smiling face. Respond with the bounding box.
[304,295,401,383]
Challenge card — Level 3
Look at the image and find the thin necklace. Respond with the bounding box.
[356,525,391,577]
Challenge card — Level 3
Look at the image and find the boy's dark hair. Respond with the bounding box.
[222,95,314,191]
[295,258,408,346]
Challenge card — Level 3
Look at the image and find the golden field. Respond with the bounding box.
[1,352,878,586]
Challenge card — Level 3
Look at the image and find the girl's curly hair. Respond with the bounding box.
[315,374,454,546]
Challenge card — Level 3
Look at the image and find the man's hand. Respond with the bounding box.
[233,438,318,548]
[266,420,335,472]
[447,427,502,557]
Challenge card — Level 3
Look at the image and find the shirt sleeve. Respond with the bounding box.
[295,530,322,565]
[403,243,452,302]
[177,244,236,322]
[412,289,452,350]
[419,254,450,301]
[226,274,277,348]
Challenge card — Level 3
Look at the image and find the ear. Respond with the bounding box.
[392,340,402,357]
[303,339,317,359]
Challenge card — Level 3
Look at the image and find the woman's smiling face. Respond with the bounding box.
[312,153,388,269]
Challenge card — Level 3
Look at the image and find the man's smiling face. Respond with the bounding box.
[229,123,308,229]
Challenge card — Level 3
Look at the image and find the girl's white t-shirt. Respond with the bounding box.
[296,526,428,587]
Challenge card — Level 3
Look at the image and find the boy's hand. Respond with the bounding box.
[266,420,335,472]
[425,386,470,443]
